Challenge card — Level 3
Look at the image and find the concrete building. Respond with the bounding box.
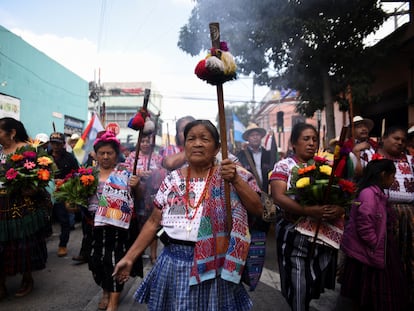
[0,25,88,139]
[90,82,163,148]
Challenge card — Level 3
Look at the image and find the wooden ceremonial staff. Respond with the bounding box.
[133,88,151,175]
[345,85,355,141]
[209,22,232,233]
[309,125,348,257]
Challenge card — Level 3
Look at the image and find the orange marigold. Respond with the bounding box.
[37,169,50,181]
[80,175,95,186]
[10,154,24,161]
[298,164,316,175]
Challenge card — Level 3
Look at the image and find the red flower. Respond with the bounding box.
[5,168,18,180]
[314,156,328,164]
[371,153,384,161]
[338,179,357,194]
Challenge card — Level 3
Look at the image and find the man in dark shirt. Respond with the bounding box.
[49,132,79,257]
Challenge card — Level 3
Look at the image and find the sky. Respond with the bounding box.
[0,1,410,136]
[0,0,270,136]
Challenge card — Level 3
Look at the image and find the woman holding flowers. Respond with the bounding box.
[0,117,54,299]
[270,123,345,311]
[87,131,143,311]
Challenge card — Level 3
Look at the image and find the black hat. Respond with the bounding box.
[49,132,65,144]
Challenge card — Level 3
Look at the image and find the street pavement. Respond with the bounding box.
[0,222,352,310]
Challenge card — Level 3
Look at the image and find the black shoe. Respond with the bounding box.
[72,255,87,263]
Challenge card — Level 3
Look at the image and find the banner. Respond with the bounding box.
[233,112,245,142]
[73,113,104,164]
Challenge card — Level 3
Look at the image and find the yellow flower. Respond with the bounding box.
[319,165,332,176]
[37,156,53,166]
[296,177,310,188]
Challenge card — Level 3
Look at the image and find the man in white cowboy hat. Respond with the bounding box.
[236,122,272,220]
[339,115,378,179]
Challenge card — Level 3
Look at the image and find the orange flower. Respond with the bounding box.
[37,169,50,181]
[10,154,24,161]
[80,175,95,186]
[55,179,65,187]
[298,164,316,175]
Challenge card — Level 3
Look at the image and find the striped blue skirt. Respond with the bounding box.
[134,243,253,311]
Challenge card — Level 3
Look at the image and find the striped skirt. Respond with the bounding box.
[134,243,253,311]
[276,218,336,311]
[391,203,414,304]
[89,218,143,292]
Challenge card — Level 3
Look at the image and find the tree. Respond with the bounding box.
[178,0,387,140]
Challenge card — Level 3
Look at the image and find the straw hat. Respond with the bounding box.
[352,116,374,132]
[70,133,81,141]
[242,123,266,141]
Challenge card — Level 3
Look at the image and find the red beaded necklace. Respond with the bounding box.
[185,166,214,220]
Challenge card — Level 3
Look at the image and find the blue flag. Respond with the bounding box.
[233,112,245,142]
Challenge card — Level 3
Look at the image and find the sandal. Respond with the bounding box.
[98,292,109,310]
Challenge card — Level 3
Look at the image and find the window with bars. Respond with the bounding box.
[105,112,135,128]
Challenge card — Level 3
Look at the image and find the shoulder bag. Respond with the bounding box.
[243,149,277,223]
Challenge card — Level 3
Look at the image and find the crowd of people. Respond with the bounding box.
[1,113,414,311]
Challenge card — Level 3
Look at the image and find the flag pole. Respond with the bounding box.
[209,22,232,233]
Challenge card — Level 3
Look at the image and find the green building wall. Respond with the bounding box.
[0,25,88,138]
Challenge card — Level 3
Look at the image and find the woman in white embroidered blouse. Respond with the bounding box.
[377,125,414,306]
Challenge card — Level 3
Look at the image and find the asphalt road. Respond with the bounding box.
[0,222,352,311]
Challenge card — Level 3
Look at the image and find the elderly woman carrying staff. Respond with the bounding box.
[113,119,262,311]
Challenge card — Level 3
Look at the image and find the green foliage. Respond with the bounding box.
[178,0,387,135]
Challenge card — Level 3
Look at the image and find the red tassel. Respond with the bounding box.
[132,113,145,129]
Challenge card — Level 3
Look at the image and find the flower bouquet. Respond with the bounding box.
[0,143,55,195]
[54,166,98,212]
[287,155,356,249]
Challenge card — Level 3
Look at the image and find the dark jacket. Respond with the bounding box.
[236,147,272,193]
[51,149,79,179]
